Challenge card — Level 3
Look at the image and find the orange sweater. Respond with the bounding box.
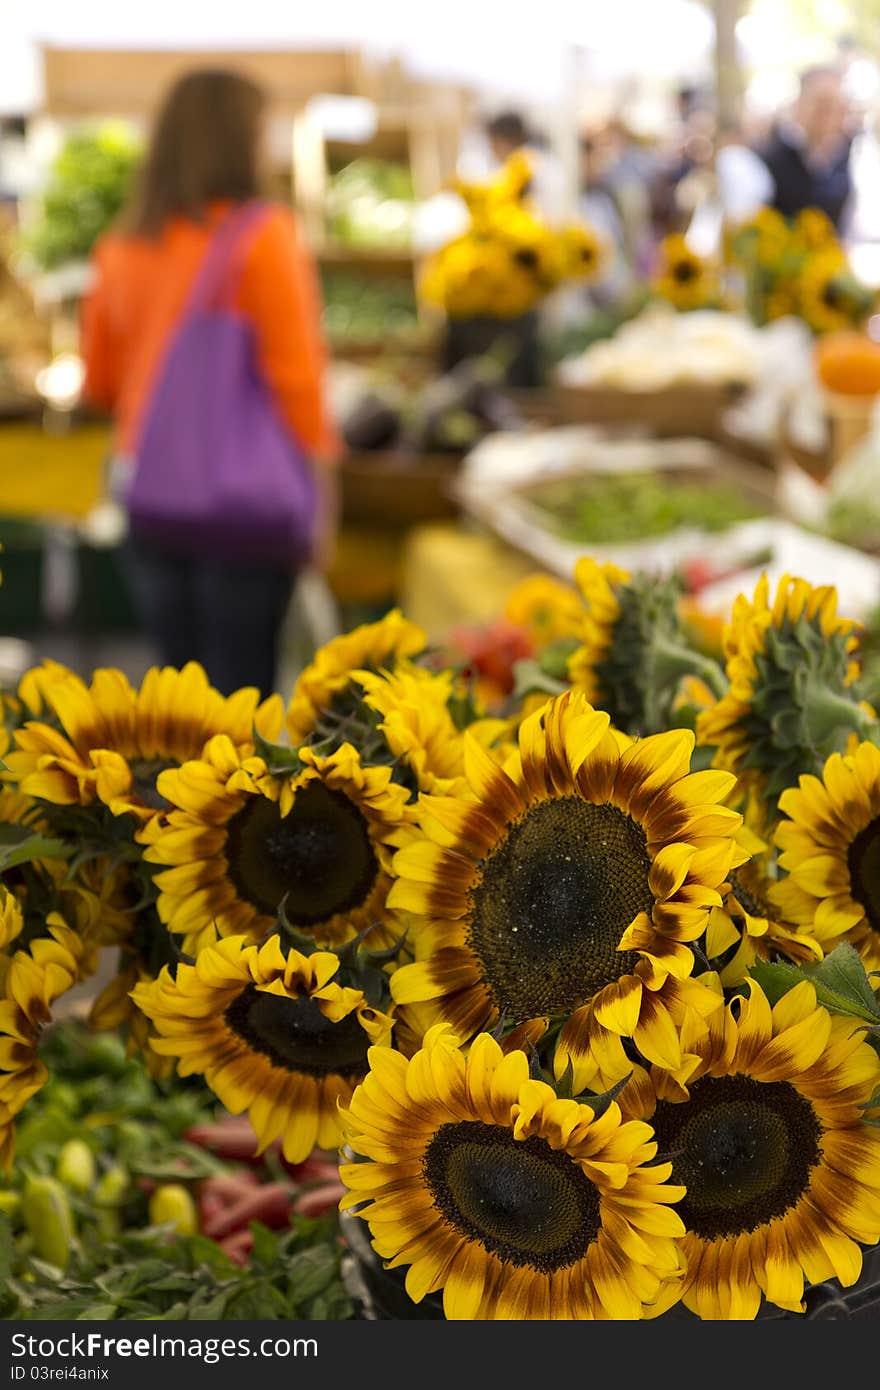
[81,201,338,460]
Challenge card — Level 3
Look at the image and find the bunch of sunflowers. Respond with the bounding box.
[2,558,880,1322]
[652,234,724,313]
[728,205,876,333]
[419,152,603,319]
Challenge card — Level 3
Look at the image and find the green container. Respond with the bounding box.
[0,519,45,633]
[74,543,140,633]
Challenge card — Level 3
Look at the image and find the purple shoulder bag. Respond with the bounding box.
[127,202,317,569]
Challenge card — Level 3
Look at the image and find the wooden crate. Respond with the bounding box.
[340,451,461,528]
[511,381,749,439]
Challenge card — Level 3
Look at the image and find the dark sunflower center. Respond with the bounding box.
[129,757,178,812]
[673,260,699,283]
[423,1120,600,1272]
[467,796,652,1019]
[847,817,880,935]
[651,1074,822,1239]
[224,985,370,1078]
[513,247,539,270]
[225,782,379,928]
[729,870,768,920]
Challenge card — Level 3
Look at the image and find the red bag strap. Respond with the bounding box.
[186,201,273,315]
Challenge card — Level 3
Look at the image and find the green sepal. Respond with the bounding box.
[252,728,303,778]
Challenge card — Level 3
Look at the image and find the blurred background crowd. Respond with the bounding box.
[4,0,880,700]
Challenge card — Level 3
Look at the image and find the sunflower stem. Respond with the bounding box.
[803,685,878,748]
[652,637,728,701]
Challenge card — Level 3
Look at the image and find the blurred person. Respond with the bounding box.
[81,69,338,697]
[756,67,855,228]
[577,131,633,304]
[483,109,568,222]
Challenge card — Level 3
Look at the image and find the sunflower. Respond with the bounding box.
[339,1024,685,1319]
[772,739,880,974]
[797,250,867,335]
[504,572,584,650]
[88,956,173,1080]
[653,235,719,311]
[6,662,283,823]
[558,223,604,283]
[568,558,717,735]
[354,663,472,797]
[141,735,412,955]
[618,980,880,1319]
[705,848,823,986]
[389,690,742,1066]
[0,923,82,1169]
[793,207,838,253]
[132,934,394,1163]
[696,573,871,819]
[734,207,789,267]
[286,611,426,746]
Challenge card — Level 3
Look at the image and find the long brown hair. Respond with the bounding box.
[126,69,266,237]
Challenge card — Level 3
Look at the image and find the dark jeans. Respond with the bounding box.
[125,538,295,696]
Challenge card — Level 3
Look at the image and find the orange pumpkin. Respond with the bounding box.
[815,330,880,396]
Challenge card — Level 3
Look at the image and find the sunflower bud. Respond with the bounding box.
[56,1139,96,1193]
[21,1176,75,1270]
[148,1183,197,1236]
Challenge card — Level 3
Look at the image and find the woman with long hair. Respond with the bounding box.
[81,68,338,695]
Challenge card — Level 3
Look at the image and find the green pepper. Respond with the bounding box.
[148,1184,198,1236]
[21,1176,75,1270]
[56,1139,96,1193]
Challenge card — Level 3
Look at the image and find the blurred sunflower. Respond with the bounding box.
[133,935,394,1163]
[653,235,719,311]
[697,573,872,819]
[389,690,741,1065]
[798,250,871,335]
[735,206,789,266]
[793,207,838,252]
[0,923,83,1169]
[773,740,880,974]
[354,663,471,797]
[623,981,880,1319]
[286,610,425,745]
[504,572,583,650]
[141,735,411,955]
[339,1025,685,1319]
[558,223,604,282]
[88,954,173,1081]
[6,662,282,824]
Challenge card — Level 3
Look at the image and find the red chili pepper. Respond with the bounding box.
[292,1181,346,1218]
[201,1183,292,1240]
[218,1228,254,1266]
[184,1119,261,1161]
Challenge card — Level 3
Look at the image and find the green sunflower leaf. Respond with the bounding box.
[806,943,880,1019]
[0,824,69,872]
[749,944,880,1023]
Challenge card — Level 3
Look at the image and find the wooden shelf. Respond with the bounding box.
[39,46,361,117]
[316,245,418,276]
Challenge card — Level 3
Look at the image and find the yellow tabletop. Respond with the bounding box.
[400,522,537,641]
[0,422,109,521]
